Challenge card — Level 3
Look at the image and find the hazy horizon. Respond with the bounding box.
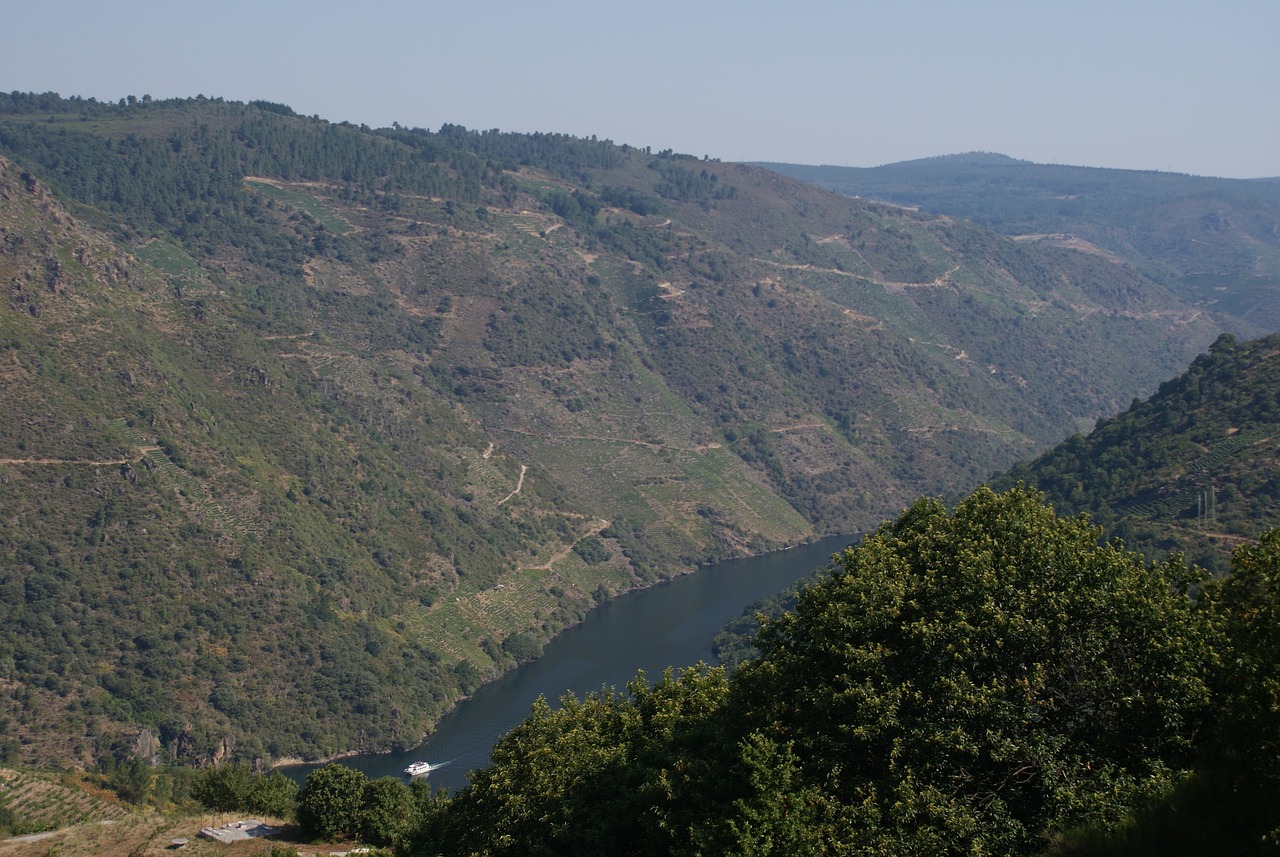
[5,0,1277,180]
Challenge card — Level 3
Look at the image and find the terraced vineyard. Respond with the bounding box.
[398,512,632,670]
[0,769,132,834]
[104,419,261,539]
[244,179,354,234]
[1122,426,1278,520]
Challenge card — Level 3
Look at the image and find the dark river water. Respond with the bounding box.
[281,533,854,792]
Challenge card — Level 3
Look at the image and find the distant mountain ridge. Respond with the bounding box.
[757,155,1280,334]
[873,152,1032,167]
[0,92,1224,767]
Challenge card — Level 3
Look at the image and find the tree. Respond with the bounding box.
[732,486,1215,855]
[193,764,297,818]
[192,762,253,811]
[103,756,152,805]
[416,691,641,854]
[1210,528,1280,769]
[722,732,832,855]
[359,776,415,846]
[297,763,367,841]
[1041,529,1280,856]
[248,770,300,818]
[405,667,733,856]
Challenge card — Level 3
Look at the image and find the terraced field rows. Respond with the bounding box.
[396,519,615,669]
[103,418,143,450]
[105,419,252,538]
[0,768,132,832]
[557,552,637,598]
[456,576,561,638]
[309,351,383,402]
[399,605,487,667]
[244,179,353,234]
[1190,426,1275,474]
[1125,427,1277,519]
[498,211,548,237]
[459,447,517,505]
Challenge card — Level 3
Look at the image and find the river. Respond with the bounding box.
[281,533,854,792]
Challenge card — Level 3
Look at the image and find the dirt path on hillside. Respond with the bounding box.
[497,464,528,506]
[908,336,969,361]
[753,257,962,290]
[0,456,133,467]
[495,427,721,454]
[260,331,315,341]
[771,423,824,434]
[520,518,611,571]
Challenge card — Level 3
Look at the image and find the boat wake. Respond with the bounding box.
[404,758,455,777]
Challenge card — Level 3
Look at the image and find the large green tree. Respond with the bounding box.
[1209,528,1280,769]
[359,776,416,847]
[405,666,735,856]
[297,763,368,841]
[730,486,1215,854]
[1044,528,1280,856]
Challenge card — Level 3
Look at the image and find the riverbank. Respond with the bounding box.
[278,534,856,791]
[271,533,854,773]
[270,692,475,771]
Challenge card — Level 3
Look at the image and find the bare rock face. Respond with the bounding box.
[212,734,236,766]
[134,728,161,766]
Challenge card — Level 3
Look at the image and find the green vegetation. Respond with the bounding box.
[288,762,426,846]
[727,488,1212,855]
[191,762,298,817]
[997,332,1280,569]
[0,91,1229,772]
[296,763,367,841]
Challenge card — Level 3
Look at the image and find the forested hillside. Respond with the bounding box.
[997,331,1280,570]
[0,92,1223,767]
[762,153,1280,334]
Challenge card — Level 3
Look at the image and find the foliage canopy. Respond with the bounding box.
[733,486,1213,854]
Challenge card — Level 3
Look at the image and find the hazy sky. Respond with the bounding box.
[5,0,1277,178]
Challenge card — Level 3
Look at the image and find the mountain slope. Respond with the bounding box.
[0,156,586,765]
[995,332,1280,570]
[759,154,1280,334]
[0,93,1224,767]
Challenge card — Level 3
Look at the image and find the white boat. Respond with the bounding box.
[404,760,442,777]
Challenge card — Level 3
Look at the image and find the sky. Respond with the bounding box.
[4,0,1277,178]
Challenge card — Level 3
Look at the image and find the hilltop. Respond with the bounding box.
[0,93,1223,767]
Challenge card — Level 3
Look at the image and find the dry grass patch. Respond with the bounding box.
[0,812,315,857]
